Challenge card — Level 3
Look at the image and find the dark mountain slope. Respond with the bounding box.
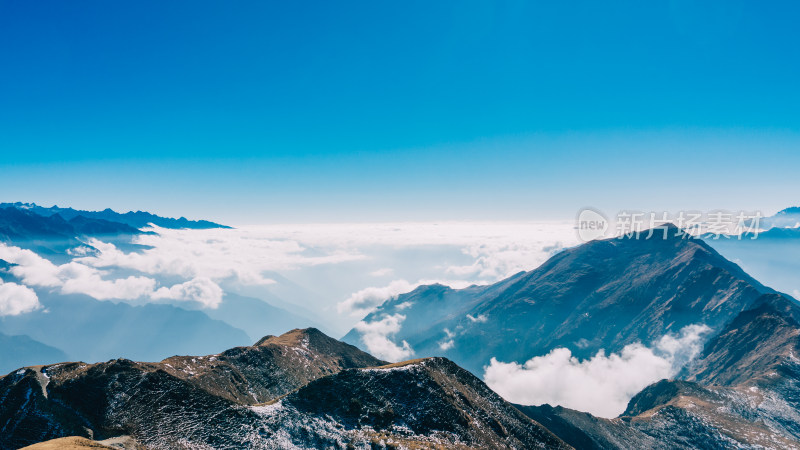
[67,215,140,236]
[0,332,567,449]
[345,227,772,374]
[517,295,800,449]
[516,404,656,450]
[622,379,800,448]
[685,293,800,387]
[0,328,382,449]
[160,328,385,404]
[0,208,139,240]
[0,207,142,259]
[256,357,571,449]
[0,360,264,449]
[522,380,800,449]
[0,202,228,229]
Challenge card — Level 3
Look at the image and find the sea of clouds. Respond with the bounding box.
[0,221,578,334]
[0,221,728,417]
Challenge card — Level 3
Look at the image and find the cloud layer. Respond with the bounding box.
[338,278,482,319]
[484,324,711,418]
[83,222,575,288]
[0,280,41,316]
[0,244,223,309]
[337,280,417,317]
[353,313,414,362]
[152,277,224,309]
[78,226,369,286]
[0,220,576,327]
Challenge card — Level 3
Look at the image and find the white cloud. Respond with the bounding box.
[369,268,394,277]
[439,328,456,351]
[793,289,800,300]
[0,245,61,287]
[484,324,711,418]
[1,220,578,328]
[395,301,414,310]
[337,278,481,318]
[78,226,367,286]
[0,280,41,316]
[58,262,156,300]
[353,313,414,362]
[153,277,223,309]
[337,280,416,317]
[84,221,575,289]
[467,313,488,323]
[446,237,570,280]
[0,243,220,308]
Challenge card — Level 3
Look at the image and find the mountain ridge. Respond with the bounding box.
[516,292,800,449]
[0,202,229,230]
[345,227,774,375]
[0,329,569,449]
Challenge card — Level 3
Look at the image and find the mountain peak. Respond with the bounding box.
[254,327,327,347]
[777,206,800,215]
[346,222,771,375]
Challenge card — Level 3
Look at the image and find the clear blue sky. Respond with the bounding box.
[1,1,799,224]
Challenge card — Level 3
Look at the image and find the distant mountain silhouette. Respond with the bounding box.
[203,292,327,342]
[757,205,800,232]
[0,290,251,367]
[0,333,68,374]
[0,207,139,239]
[0,202,229,230]
[0,207,142,258]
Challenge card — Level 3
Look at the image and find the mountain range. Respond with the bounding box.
[5,285,800,448]
[3,219,800,448]
[0,207,143,259]
[0,202,229,230]
[0,289,251,370]
[344,225,774,375]
[0,202,226,262]
[0,328,568,449]
[0,203,313,376]
[762,206,800,230]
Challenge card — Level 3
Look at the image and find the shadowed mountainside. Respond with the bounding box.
[345,226,773,375]
[0,328,568,449]
[0,202,229,230]
[518,293,800,449]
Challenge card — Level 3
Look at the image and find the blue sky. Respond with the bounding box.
[1,1,799,224]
